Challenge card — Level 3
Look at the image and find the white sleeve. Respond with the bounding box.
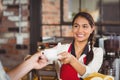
[78,47,104,78]
[0,61,10,80]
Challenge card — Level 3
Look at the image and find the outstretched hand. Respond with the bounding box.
[27,52,49,69]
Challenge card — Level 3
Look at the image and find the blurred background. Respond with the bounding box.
[0,0,120,80]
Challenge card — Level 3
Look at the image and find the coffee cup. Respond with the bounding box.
[42,48,58,61]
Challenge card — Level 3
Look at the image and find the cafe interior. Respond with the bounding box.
[0,0,120,80]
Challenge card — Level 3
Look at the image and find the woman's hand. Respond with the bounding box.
[58,51,75,64]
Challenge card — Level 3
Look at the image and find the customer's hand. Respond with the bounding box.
[27,52,48,69]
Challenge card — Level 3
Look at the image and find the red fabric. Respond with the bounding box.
[60,44,87,80]
[83,57,87,64]
[60,64,79,80]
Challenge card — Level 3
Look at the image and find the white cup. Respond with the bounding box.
[42,48,58,61]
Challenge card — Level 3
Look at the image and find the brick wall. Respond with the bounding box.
[0,0,71,69]
[0,0,29,69]
[42,0,72,37]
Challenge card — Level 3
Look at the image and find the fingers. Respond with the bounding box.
[35,51,45,59]
[58,51,67,59]
[58,51,72,59]
[36,51,48,62]
[58,52,73,64]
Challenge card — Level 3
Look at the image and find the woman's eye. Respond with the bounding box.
[83,25,88,28]
[73,25,79,28]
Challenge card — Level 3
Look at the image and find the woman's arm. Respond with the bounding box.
[80,48,104,78]
[58,47,104,78]
[58,51,86,75]
[71,47,104,78]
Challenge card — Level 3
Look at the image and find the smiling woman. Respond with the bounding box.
[52,12,104,80]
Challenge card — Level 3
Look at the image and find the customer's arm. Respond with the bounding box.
[7,52,48,80]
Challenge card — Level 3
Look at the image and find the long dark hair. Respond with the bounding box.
[72,12,95,65]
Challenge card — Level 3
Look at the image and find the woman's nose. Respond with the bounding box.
[78,27,83,32]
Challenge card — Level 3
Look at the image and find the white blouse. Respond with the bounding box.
[54,43,104,79]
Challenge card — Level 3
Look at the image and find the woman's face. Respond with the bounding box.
[72,16,94,42]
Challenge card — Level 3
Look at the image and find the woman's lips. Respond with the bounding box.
[76,34,84,38]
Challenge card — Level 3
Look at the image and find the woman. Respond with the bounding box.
[57,12,103,80]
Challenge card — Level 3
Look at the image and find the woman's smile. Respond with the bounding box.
[76,33,84,38]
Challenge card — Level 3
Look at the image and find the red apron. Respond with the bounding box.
[60,44,87,80]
